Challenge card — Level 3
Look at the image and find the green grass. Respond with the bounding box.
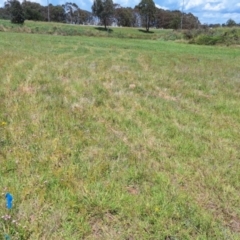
[0,19,183,41]
[1,30,240,239]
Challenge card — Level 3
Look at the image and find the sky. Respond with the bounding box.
[1,0,240,24]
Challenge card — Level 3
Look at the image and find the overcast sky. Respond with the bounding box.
[1,0,240,24]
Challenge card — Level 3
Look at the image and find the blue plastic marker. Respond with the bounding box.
[5,193,13,209]
[5,234,10,240]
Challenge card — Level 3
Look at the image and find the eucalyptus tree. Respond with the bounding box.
[136,0,156,32]
[114,6,137,27]
[92,0,114,29]
[62,2,79,24]
[5,0,25,23]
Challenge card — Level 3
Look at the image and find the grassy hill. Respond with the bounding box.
[0,19,182,40]
[1,26,240,239]
[1,19,240,45]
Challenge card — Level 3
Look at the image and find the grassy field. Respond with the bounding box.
[0,19,182,41]
[1,30,240,239]
[1,19,240,45]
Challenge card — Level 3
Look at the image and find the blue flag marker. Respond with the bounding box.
[5,234,10,240]
[5,193,13,209]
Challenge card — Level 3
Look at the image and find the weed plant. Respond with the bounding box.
[184,27,240,45]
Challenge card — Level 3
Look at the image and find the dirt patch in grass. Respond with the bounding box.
[18,85,37,94]
[195,90,212,99]
[88,213,120,240]
[229,216,240,233]
[153,87,177,101]
[126,185,140,195]
[195,190,240,233]
[158,89,177,101]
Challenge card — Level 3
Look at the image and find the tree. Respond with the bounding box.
[5,0,25,24]
[114,6,136,27]
[77,9,93,25]
[0,6,11,19]
[92,0,103,21]
[92,0,114,29]
[136,0,156,32]
[155,8,200,29]
[226,19,236,27]
[22,0,44,21]
[50,5,66,22]
[62,2,79,24]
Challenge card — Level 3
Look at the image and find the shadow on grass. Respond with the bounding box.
[138,29,154,34]
[95,27,113,32]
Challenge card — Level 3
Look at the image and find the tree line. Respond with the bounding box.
[0,0,201,30]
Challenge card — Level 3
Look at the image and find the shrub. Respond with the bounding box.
[192,35,224,45]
